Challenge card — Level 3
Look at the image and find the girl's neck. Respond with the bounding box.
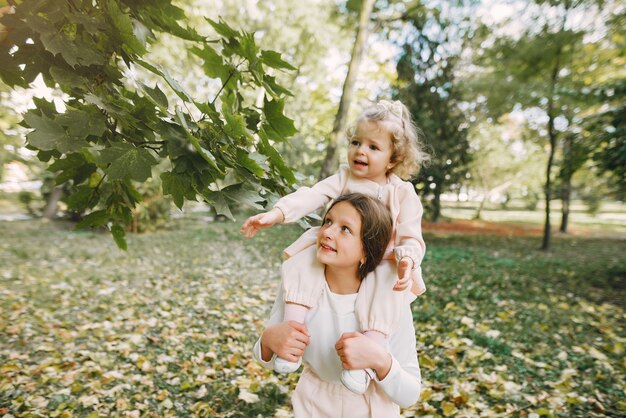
[324,265,361,295]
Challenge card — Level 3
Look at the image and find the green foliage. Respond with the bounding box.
[467,0,624,205]
[584,80,626,199]
[0,0,298,249]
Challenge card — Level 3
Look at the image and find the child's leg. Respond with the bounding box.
[275,245,325,374]
[342,259,402,394]
[282,244,326,313]
[283,227,319,259]
[284,302,308,324]
[355,259,404,339]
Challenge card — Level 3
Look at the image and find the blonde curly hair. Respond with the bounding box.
[347,100,430,180]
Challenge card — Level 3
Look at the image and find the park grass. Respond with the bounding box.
[0,217,624,417]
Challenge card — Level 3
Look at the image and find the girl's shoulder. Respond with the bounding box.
[389,175,414,192]
[393,178,421,204]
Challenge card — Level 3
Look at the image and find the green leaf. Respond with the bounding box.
[98,143,157,182]
[136,59,194,103]
[190,46,231,82]
[222,183,264,210]
[206,18,238,39]
[107,0,146,55]
[238,32,258,62]
[111,223,127,251]
[261,50,296,71]
[202,190,234,221]
[39,32,106,67]
[49,153,97,184]
[263,98,297,140]
[142,83,169,109]
[224,111,253,143]
[23,111,67,151]
[258,129,297,184]
[263,75,293,99]
[49,66,87,88]
[161,171,193,210]
[56,107,107,138]
[23,111,87,153]
[141,2,204,41]
[77,209,109,228]
[65,185,97,211]
[235,149,265,177]
[176,108,221,173]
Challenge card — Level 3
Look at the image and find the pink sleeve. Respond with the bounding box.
[393,182,426,267]
[273,166,347,223]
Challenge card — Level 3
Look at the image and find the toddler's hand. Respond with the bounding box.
[394,257,413,291]
[240,208,284,238]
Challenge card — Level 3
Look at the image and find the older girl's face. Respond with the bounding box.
[316,202,364,270]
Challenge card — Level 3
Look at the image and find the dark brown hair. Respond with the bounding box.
[325,193,393,279]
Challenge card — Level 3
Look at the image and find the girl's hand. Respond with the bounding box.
[394,257,413,291]
[260,321,310,362]
[240,208,284,238]
[335,332,393,380]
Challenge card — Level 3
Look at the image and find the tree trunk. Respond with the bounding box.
[318,0,376,181]
[474,195,486,220]
[542,131,555,250]
[42,186,62,220]
[431,186,441,222]
[541,71,560,251]
[560,135,572,233]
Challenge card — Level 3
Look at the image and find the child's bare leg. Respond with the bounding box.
[362,329,386,345]
[275,246,325,374]
[342,260,399,394]
[284,302,309,324]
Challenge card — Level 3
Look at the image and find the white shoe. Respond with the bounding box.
[274,356,302,373]
[340,368,373,394]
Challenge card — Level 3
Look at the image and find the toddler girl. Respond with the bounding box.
[242,100,429,394]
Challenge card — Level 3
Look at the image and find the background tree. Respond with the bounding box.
[466,117,545,219]
[318,0,377,180]
[468,0,612,249]
[393,4,472,222]
[0,0,298,248]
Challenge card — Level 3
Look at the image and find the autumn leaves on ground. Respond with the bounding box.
[0,218,624,417]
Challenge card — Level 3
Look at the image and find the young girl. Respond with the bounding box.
[242,100,429,394]
[253,194,422,416]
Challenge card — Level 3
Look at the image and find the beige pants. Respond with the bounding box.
[292,367,400,418]
[282,228,422,336]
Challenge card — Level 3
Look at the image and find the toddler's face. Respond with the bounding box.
[347,120,394,184]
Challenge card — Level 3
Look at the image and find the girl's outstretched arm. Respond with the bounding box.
[273,165,348,223]
[241,207,285,238]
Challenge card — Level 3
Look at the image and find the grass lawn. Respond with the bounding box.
[0,217,624,417]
